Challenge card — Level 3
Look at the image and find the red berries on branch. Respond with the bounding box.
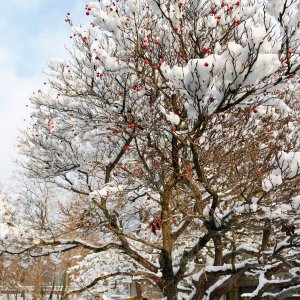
[147,217,162,235]
[123,145,132,151]
[183,165,192,179]
[132,84,142,91]
[128,123,135,129]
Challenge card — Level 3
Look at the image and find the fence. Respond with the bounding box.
[0,286,63,300]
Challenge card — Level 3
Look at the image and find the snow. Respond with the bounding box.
[205,275,231,297]
[292,196,300,210]
[166,112,180,125]
[2,0,300,298]
[262,173,283,192]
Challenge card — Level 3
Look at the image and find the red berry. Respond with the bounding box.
[203,47,210,53]
[86,12,90,15]
[152,65,159,70]
[155,40,160,45]
[235,20,241,25]
[132,84,141,91]
[235,1,240,5]
[252,107,258,113]
[211,10,217,15]
[185,165,192,172]
[144,60,149,64]
[204,62,209,67]
[128,123,135,129]
[221,3,225,7]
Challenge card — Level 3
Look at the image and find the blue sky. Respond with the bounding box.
[0,0,87,184]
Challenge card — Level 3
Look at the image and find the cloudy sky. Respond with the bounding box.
[0,0,87,184]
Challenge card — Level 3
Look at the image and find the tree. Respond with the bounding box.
[3,0,300,299]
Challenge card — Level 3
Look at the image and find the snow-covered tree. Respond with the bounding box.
[3,0,300,299]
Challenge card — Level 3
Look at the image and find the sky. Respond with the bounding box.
[0,0,87,184]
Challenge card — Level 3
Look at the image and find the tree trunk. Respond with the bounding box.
[192,274,215,300]
[60,270,68,299]
[160,249,178,300]
[160,180,178,300]
[162,277,178,300]
[135,282,142,299]
[33,259,43,300]
[227,286,239,300]
[213,236,223,266]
